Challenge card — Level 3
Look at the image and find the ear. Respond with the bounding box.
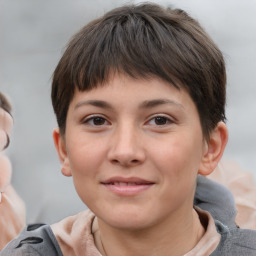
[53,128,72,177]
[198,122,228,176]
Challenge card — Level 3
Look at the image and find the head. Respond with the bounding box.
[0,92,13,150]
[52,3,228,233]
[52,3,226,141]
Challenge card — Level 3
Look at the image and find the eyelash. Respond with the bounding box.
[81,114,175,128]
[146,115,174,126]
[82,115,110,126]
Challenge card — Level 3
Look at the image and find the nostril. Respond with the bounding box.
[110,158,140,166]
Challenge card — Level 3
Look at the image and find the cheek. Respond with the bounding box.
[150,135,203,180]
[67,143,103,205]
[147,139,199,215]
[67,139,106,179]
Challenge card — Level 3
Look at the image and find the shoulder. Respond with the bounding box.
[212,221,256,256]
[0,223,63,256]
[1,209,96,256]
[195,176,256,255]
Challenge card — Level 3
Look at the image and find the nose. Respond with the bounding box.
[107,123,146,167]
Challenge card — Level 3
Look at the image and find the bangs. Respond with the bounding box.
[66,9,185,91]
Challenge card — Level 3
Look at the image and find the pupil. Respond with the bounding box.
[93,117,105,125]
[155,117,167,125]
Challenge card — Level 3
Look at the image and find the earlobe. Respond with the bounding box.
[53,128,72,177]
[198,122,228,176]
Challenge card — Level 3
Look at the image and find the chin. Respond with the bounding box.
[109,219,152,231]
[99,208,157,231]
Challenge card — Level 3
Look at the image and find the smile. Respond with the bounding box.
[104,182,151,186]
[101,177,155,196]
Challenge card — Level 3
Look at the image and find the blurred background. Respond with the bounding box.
[0,0,255,224]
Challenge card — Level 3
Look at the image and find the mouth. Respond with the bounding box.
[101,177,155,196]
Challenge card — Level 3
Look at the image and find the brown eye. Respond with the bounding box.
[91,117,106,125]
[146,115,174,127]
[154,116,168,125]
[83,115,109,127]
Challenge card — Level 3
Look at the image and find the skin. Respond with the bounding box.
[0,184,26,250]
[0,107,26,250]
[54,73,228,256]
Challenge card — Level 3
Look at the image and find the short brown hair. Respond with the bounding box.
[52,3,226,139]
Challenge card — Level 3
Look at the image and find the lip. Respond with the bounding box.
[101,176,155,196]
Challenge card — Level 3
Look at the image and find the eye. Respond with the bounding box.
[147,115,173,126]
[153,116,169,125]
[83,116,109,126]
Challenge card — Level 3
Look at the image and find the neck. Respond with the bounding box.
[95,208,205,256]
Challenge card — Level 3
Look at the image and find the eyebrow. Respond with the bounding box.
[139,99,184,109]
[74,99,184,110]
[74,100,113,110]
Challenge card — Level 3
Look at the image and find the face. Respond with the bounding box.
[55,74,209,231]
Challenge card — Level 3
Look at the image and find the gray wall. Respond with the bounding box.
[1,0,255,224]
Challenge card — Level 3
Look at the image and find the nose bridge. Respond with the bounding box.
[108,120,145,166]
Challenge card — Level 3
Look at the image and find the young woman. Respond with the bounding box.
[1,3,256,255]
